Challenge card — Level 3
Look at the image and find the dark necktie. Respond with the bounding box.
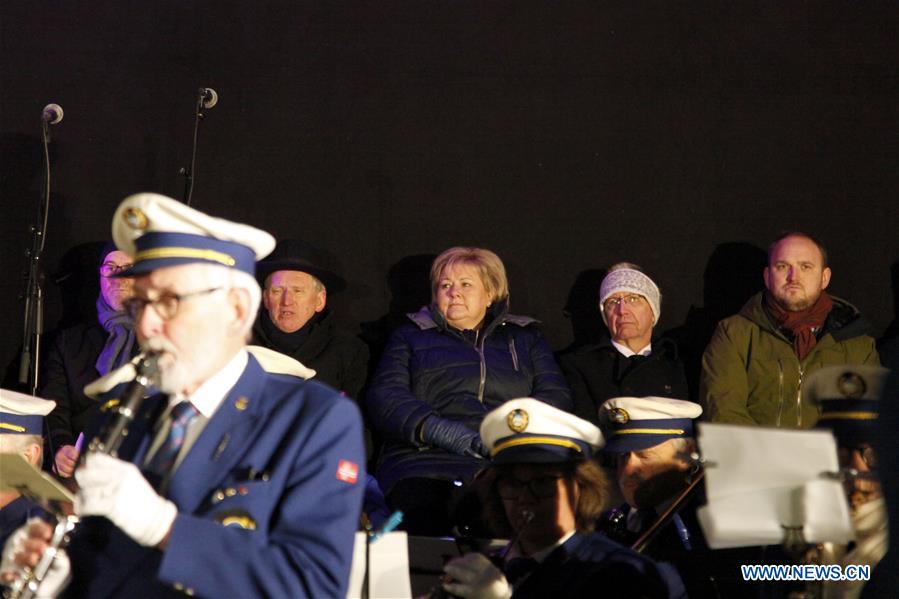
[504,556,538,586]
[145,401,199,488]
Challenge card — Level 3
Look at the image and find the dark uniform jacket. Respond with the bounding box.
[511,532,686,598]
[0,496,46,549]
[560,336,689,427]
[65,355,366,598]
[366,302,572,493]
[252,309,369,400]
[599,489,795,598]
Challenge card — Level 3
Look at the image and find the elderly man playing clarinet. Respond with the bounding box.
[1,193,366,598]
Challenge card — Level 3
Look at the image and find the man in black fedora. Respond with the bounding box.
[253,239,369,401]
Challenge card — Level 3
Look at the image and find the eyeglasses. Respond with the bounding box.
[496,475,562,500]
[99,262,134,277]
[602,294,645,312]
[123,287,224,321]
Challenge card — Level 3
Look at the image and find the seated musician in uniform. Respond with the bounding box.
[0,391,55,547]
[597,396,757,597]
[441,398,684,599]
[806,364,889,599]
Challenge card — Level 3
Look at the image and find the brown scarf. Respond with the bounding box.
[764,291,833,361]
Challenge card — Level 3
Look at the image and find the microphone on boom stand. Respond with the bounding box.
[19,102,64,394]
[180,87,218,206]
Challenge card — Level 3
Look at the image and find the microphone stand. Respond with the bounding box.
[180,88,214,206]
[18,119,54,395]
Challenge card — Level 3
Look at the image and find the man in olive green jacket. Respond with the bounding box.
[700,233,879,428]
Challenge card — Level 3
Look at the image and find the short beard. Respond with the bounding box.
[773,292,816,313]
[142,337,192,395]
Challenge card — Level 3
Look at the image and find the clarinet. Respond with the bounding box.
[6,352,160,599]
[421,510,535,599]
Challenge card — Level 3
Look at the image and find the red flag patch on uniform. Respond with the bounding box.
[336,460,359,484]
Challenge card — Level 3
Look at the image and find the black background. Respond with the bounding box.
[2,2,897,383]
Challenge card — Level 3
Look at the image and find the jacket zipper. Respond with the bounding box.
[476,329,487,404]
[796,364,805,428]
[776,359,785,428]
[508,336,519,372]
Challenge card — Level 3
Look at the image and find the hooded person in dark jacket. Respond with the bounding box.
[365,247,572,535]
[560,263,689,427]
[251,239,369,401]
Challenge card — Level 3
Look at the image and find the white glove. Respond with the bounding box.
[442,552,512,599]
[0,519,72,599]
[74,453,177,547]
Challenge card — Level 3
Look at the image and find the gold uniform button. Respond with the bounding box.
[225,488,237,497]
[212,490,225,503]
[185,588,195,596]
[173,582,184,591]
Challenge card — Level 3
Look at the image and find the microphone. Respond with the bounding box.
[41,103,64,125]
[199,88,218,110]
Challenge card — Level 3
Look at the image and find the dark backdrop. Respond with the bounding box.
[2,2,897,385]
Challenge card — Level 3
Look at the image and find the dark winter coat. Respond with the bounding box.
[252,309,369,401]
[560,336,689,427]
[366,302,572,492]
[40,322,113,452]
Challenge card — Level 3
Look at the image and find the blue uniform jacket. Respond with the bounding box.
[66,355,366,598]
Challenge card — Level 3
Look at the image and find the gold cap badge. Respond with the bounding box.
[123,207,149,231]
[837,372,866,398]
[507,408,529,433]
[610,407,630,424]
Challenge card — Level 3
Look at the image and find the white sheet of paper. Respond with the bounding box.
[346,532,368,599]
[345,532,412,599]
[700,423,839,500]
[697,423,852,548]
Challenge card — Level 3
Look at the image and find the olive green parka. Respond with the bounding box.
[700,293,879,428]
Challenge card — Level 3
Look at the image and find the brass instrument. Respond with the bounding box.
[6,352,160,599]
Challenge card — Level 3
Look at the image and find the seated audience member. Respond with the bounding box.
[252,238,369,399]
[41,243,136,476]
[700,232,879,428]
[561,264,689,427]
[806,364,889,599]
[441,398,684,599]
[0,391,54,547]
[597,396,752,597]
[366,247,572,535]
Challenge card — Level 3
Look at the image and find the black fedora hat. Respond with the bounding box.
[256,239,346,292]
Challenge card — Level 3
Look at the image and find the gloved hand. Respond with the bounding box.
[55,444,80,478]
[442,552,512,599]
[0,518,71,598]
[421,416,488,458]
[74,453,177,547]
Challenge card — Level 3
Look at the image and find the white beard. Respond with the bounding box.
[142,337,194,396]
